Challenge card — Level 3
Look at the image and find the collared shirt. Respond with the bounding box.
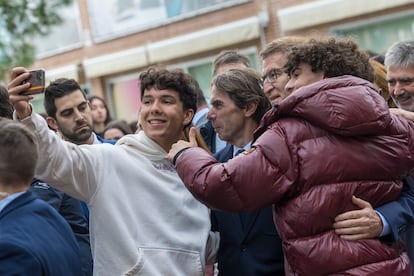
[377,211,390,237]
[0,192,25,213]
[216,135,227,153]
[192,107,209,126]
[233,142,252,158]
[92,132,103,144]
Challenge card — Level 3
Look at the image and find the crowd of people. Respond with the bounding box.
[1,36,414,276]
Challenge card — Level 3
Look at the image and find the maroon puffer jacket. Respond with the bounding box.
[176,76,414,275]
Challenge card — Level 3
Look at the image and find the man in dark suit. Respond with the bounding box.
[0,119,81,275]
[208,68,284,275]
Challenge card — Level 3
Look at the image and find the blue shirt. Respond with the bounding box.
[0,192,25,213]
[233,142,252,157]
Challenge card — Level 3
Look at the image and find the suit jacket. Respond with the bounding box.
[31,179,92,276]
[200,121,217,153]
[200,121,227,154]
[194,109,209,129]
[377,175,414,275]
[97,135,116,145]
[0,191,82,275]
[212,144,284,275]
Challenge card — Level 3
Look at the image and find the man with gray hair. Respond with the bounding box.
[385,40,414,114]
[382,40,414,264]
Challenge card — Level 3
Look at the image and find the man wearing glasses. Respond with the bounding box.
[260,37,306,106]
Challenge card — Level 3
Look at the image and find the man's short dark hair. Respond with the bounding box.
[212,50,250,76]
[259,36,306,60]
[44,78,86,118]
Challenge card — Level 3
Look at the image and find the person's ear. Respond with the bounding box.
[182,109,195,126]
[46,117,58,131]
[243,102,258,118]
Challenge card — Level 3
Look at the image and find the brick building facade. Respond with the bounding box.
[31,0,414,123]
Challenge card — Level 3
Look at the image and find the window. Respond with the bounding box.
[182,48,259,103]
[105,46,259,124]
[87,0,250,42]
[333,12,414,54]
[33,1,82,58]
[106,75,140,123]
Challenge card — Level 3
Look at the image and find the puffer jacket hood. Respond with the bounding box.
[257,75,391,138]
[117,131,167,161]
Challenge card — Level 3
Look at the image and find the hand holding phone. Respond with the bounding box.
[20,69,45,96]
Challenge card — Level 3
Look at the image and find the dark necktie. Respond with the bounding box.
[235,148,244,157]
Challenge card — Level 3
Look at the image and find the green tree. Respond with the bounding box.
[0,0,72,80]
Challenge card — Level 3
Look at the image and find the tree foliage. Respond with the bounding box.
[0,0,72,81]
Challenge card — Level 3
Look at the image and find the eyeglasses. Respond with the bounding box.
[386,77,414,87]
[261,68,284,83]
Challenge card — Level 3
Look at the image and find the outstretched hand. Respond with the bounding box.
[8,67,34,119]
[333,195,383,240]
[168,126,198,162]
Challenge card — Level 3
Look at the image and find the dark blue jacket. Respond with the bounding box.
[0,191,81,275]
[212,144,284,275]
[97,135,116,145]
[31,179,92,276]
[377,175,414,274]
[200,121,217,153]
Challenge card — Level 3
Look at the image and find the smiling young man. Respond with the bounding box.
[8,67,217,275]
[32,78,117,276]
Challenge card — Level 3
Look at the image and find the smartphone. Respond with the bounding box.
[20,69,46,96]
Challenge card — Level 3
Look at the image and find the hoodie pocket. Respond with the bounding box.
[124,247,203,276]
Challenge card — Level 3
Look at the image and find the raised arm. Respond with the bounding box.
[169,127,297,212]
[7,67,101,202]
[7,67,34,119]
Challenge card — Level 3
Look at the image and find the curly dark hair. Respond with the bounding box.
[284,37,374,82]
[139,67,197,113]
